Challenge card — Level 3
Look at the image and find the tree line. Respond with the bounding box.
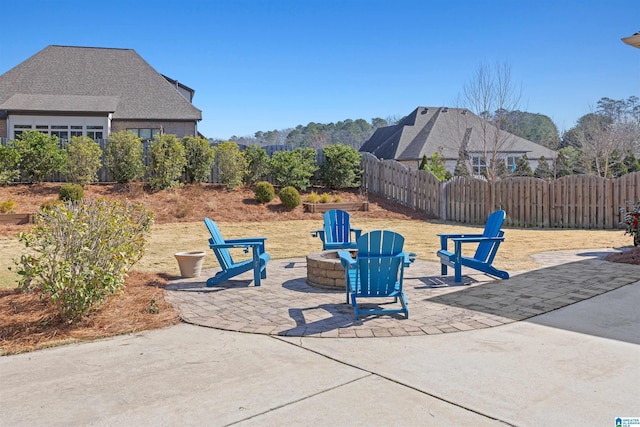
[222,95,639,179]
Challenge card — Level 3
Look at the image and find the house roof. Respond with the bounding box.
[0,94,120,113]
[360,106,557,160]
[0,45,202,121]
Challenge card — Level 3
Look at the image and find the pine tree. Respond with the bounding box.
[454,151,470,176]
[513,154,533,177]
[495,160,509,178]
[534,155,552,179]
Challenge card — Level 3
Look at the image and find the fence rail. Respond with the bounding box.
[362,152,639,229]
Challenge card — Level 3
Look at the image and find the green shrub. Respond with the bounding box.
[64,136,103,185]
[214,141,246,190]
[182,135,214,183]
[10,130,66,183]
[148,134,187,190]
[0,199,17,213]
[319,143,362,189]
[0,144,21,184]
[319,193,331,203]
[15,199,154,322]
[58,183,84,202]
[105,130,145,183]
[254,181,275,203]
[270,148,318,191]
[279,186,301,209]
[243,144,270,184]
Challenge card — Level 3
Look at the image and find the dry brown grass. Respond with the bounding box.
[0,183,637,355]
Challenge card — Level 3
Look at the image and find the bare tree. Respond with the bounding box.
[581,118,638,177]
[452,62,523,182]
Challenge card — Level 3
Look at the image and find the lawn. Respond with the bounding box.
[1,218,632,290]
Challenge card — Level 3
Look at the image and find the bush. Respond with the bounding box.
[182,136,214,183]
[0,199,17,213]
[214,141,246,190]
[243,145,270,184]
[319,193,331,203]
[319,143,362,189]
[64,136,103,185]
[15,199,153,322]
[58,183,84,202]
[0,144,20,184]
[305,191,321,203]
[148,134,187,190]
[10,130,66,183]
[270,148,318,191]
[254,181,275,203]
[279,186,301,209]
[105,130,145,183]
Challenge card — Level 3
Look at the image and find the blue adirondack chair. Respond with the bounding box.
[338,230,409,320]
[204,217,270,287]
[437,210,510,283]
[312,209,362,250]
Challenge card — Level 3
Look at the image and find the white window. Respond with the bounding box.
[86,125,104,140]
[506,156,519,172]
[127,128,160,141]
[8,115,108,140]
[471,156,486,175]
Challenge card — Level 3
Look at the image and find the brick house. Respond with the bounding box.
[0,45,202,141]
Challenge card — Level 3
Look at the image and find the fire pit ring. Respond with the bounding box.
[306,250,356,290]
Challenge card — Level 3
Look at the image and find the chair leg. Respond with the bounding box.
[454,264,462,283]
[441,263,448,276]
[253,266,261,287]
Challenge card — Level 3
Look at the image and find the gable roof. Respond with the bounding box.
[360,106,556,160]
[0,45,202,121]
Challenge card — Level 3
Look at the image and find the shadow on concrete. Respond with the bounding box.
[425,258,640,344]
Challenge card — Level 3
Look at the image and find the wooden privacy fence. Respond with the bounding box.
[361,152,640,229]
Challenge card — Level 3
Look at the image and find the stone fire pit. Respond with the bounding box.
[306,250,356,290]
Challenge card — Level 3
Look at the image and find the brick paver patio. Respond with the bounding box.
[165,250,640,338]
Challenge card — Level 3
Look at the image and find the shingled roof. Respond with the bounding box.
[0,45,202,120]
[360,106,556,160]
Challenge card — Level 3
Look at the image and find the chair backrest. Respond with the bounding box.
[204,218,234,269]
[324,209,352,244]
[355,230,405,297]
[474,210,506,262]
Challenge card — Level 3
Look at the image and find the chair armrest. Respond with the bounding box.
[437,233,484,239]
[450,236,504,244]
[210,242,258,249]
[337,250,356,268]
[311,229,324,239]
[210,238,267,252]
[403,252,416,266]
[225,237,267,244]
[438,233,484,251]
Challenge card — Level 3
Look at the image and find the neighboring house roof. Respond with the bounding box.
[360,106,556,160]
[0,94,120,113]
[0,45,202,121]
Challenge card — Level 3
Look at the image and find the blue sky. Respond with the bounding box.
[1,0,638,139]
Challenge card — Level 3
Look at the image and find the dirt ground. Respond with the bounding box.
[0,183,637,354]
